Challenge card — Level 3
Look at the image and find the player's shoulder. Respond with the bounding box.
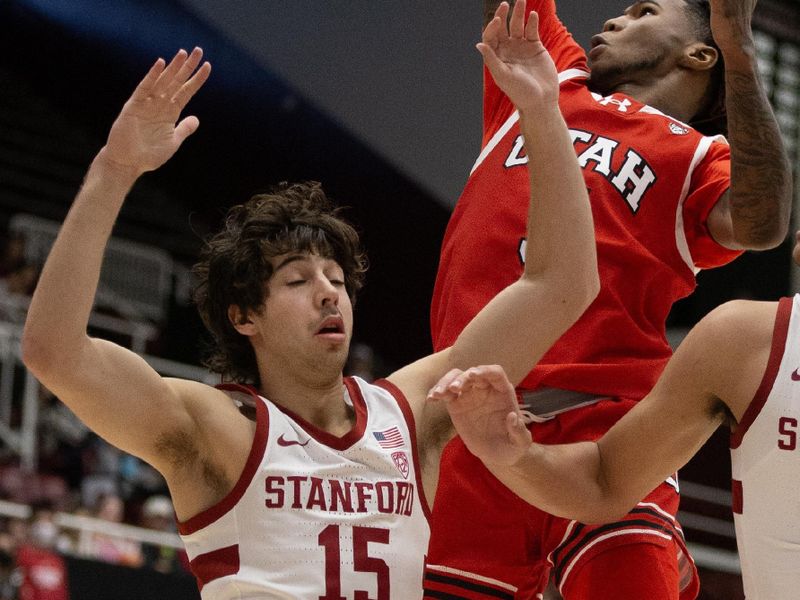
[687,300,778,366]
[164,377,254,435]
[698,300,778,337]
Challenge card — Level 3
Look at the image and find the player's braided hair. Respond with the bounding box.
[193,181,367,386]
[683,0,728,136]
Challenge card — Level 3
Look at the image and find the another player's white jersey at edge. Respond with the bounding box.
[731,293,800,599]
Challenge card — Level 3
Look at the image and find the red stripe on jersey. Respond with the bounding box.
[178,384,269,535]
[731,297,793,449]
[550,503,684,587]
[189,544,240,591]
[732,479,743,514]
[269,377,368,450]
[423,567,516,599]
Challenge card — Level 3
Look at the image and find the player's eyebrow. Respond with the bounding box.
[625,0,662,14]
[274,254,310,272]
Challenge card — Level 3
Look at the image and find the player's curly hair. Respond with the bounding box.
[193,181,367,386]
[684,0,728,136]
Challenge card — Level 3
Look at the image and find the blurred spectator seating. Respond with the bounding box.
[8,214,173,353]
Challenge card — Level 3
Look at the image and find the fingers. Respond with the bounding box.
[152,49,190,97]
[446,365,512,395]
[524,10,541,42]
[483,2,509,45]
[476,42,507,80]
[166,47,205,100]
[173,115,201,145]
[427,368,464,401]
[149,48,210,105]
[509,0,526,38]
[130,58,166,102]
[173,60,212,110]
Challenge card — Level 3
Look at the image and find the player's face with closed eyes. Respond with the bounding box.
[243,252,353,377]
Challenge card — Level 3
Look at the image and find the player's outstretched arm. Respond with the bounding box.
[429,304,768,523]
[446,0,598,385]
[388,1,597,477]
[705,0,792,250]
[22,49,212,471]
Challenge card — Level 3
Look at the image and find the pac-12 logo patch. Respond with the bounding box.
[391,451,410,479]
[668,122,689,135]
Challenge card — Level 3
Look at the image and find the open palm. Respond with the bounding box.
[478,0,559,112]
[103,48,211,176]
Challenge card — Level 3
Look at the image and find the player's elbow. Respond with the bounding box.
[731,192,792,251]
[21,324,80,383]
[583,267,601,310]
[561,266,600,323]
[20,322,62,380]
[735,220,790,251]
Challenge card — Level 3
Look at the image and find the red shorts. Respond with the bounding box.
[423,398,699,600]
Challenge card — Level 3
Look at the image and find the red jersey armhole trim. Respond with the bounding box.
[731,479,743,514]
[372,378,432,524]
[189,544,240,591]
[731,297,792,449]
[178,384,269,535]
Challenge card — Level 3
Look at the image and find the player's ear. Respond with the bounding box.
[680,42,718,72]
[228,304,256,336]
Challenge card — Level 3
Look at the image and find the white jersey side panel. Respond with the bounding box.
[179,377,431,600]
[730,295,800,599]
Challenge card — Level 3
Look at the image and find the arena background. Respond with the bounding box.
[0,1,797,598]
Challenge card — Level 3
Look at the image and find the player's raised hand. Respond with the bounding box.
[478,0,559,113]
[708,0,757,52]
[428,365,532,468]
[101,47,211,177]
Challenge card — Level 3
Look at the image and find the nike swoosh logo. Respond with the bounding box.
[277,434,310,447]
[792,369,800,381]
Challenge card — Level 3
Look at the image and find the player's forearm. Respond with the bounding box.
[22,151,138,376]
[489,440,633,524]
[518,106,599,310]
[721,44,792,249]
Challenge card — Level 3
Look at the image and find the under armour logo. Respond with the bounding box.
[598,96,631,113]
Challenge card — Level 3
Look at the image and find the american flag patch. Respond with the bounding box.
[372,427,404,449]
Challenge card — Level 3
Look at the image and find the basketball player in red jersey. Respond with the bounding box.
[426,0,792,598]
[431,229,800,599]
[21,18,598,598]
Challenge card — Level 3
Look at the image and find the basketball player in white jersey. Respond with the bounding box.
[430,231,800,599]
[22,9,599,598]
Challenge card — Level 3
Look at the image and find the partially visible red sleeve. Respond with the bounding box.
[483,0,587,141]
[682,141,742,269]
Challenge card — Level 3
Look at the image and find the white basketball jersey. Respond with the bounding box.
[178,376,431,599]
[730,294,800,599]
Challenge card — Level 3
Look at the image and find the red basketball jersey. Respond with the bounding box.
[431,0,739,400]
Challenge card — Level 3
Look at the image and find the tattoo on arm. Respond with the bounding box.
[725,65,792,248]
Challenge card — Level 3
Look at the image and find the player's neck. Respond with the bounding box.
[611,71,706,125]
[260,371,354,436]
